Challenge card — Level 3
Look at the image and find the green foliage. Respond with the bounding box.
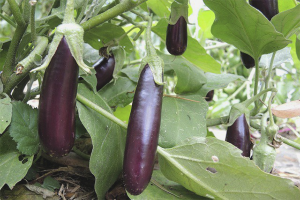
[0,94,12,134]
[159,95,208,148]
[204,0,290,59]
[84,23,133,53]
[8,102,39,156]
[152,18,221,73]
[158,137,300,199]
[77,83,126,199]
[0,133,33,189]
[271,5,300,38]
[128,170,208,199]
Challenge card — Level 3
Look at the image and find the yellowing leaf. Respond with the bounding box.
[272,100,300,118]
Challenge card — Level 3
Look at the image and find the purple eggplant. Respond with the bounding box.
[166,16,187,56]
[241,0,278,69]
[93,55,115,91]
[225,114,252,157]
[123,64,163,195]
[240,52,255,69]
[249,0,278,20]
[205,90,214,102]
[38,37,78,157]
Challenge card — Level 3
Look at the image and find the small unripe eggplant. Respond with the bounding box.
[205,90,214,102]
[240,52,255,69]
[123,64,163,195]
[166,16,187,56]
[225,114,252,157]
[249,0,278,20]
[38,37,78,157]
[93,55,115,91]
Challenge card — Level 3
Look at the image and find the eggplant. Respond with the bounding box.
[241,0,278,68]
[205,90,214,102]
[249,0,278,20]
[225,114,252,157]
[240,52,255,69]
[38,37,79,157]
[93,55,115,91]
[123,64,163,195]
[166,16,187,56]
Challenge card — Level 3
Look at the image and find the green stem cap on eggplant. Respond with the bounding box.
[225,114,252,157]
[31,0,92,74]
[123,64,163,195]
[38,37,79,157]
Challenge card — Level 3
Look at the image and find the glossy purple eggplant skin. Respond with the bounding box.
[38,37,79,157]
[240,52,255,69]
[123,64,163,195]
[225,114,252,157]
[205,90,214,102]
[249,0,278,20]
[93,55,115,91]
[166,16,187,56]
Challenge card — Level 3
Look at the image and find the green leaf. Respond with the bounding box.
[120,66,139,83]
[113,105,131,124]
[199,72,246,97]
[0,133,33,189]
[159,95,208,148]
[8,102,39,156]
[147,0,171,18]
[42,177,60,192]
[158,137,300,200]
[198,9,215,39]
[204,0,291,59]
[76,83,126,199]
[278,0,296,12]
[271,5,300,38]
[152,19,221,73]
[128,170,208,199]
[99,77,136,108]
[111,46,126,78]
[259,47,292,68]
[0,94,12,134]
[159,51,207,94]
[84,23,133,53]
[83,43,100,65]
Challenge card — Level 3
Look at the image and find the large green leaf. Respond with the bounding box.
[84,23,133,53]
[158,137,300,200]
[159,51,207,94]
[204,0,290,59]
[147,0,171,18]
[0,94,12,134]
[278,0,296,12]
[199,72,245,97]
[198,9,215,39]
[0,133,33,189]
[98,77,136,108]
[159,95,208,148]
[8,102,39,156]
[76,83,126,199]
[152,19,221,73]
[128,170,209,199]
[271,5,300,38]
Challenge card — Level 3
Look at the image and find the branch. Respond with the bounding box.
[81,0,147,31]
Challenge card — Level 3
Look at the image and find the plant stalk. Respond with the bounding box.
[81,0,147,31]
[76,94,128,129]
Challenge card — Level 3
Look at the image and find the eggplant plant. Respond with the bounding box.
[1,0,300,199]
